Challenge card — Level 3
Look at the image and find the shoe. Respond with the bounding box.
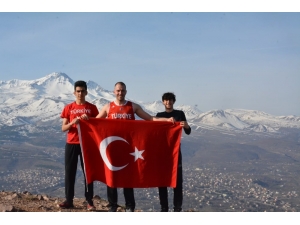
[125,208,134,212]
[174,208,182,212]
[58,201,74,209]
[108,206,117,212]
[160,207,169,212]
[87,203,96,211]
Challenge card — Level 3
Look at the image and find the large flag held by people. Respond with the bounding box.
[77,118,182,188]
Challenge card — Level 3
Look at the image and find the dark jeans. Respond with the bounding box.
[158,151,183,211]
[107,186,135,210]
[65,143,93,204]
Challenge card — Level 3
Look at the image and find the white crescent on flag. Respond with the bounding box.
[99,136,145,171]
[100,136,129,171]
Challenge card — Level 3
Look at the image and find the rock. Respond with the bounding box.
[0,204,15,212]
[4,195,14,200]
[93,195,101,200]
[42,195,50,201]
[11,193,22,199]
[37,195,43,200]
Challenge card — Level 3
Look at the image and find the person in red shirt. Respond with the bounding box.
[59,80,99,211]
[96,81,174,212]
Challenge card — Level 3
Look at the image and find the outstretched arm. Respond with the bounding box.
[133,103,174,122]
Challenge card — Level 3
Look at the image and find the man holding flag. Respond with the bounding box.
[156,92,191,212]
[94,81,175,212]
[59,80,99,211]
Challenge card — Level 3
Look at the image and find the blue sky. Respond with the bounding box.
[0,10,300,116]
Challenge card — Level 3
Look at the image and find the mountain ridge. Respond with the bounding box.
[0,72,299,135]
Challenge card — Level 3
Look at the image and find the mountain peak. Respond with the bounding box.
[34,72,73,85]
[45,72,70,79]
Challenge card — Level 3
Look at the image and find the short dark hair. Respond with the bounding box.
[115,81,126,89]
[162,92,176,102]
[74,80,87,90]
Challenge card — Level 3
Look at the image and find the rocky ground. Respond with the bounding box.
[0,190,136,212]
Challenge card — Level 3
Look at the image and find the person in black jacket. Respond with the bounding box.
[156,92,191,212]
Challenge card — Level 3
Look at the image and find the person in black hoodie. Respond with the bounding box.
[156,92,191,212]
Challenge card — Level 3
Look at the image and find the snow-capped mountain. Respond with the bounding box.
[190,109,300,134]
[0,72,113,126]
[193,110,249,129]
[0,72,299,136]
[226,109,300,130]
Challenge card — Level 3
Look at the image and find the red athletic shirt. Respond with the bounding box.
[60,101,99,144]
[107,101,135,120]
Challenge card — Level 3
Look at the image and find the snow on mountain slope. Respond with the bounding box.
[247,124,278,133]
[176,105,203,120]
[0,72,299,135]
[0,72,114,126]
[141,101,202,119]
[192,110,249,130]
[277,115,300,123]
[189,108,300,134]
[86,80,115,101]
[225,109,300,129]
[142,101,165,115]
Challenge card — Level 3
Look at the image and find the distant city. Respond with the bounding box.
[1,163,298,212]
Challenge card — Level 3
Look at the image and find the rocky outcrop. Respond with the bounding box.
[0,190,132,212]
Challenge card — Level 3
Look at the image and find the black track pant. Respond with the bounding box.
[107,186,135,210]
[65,143,93,204]
[158,150,183,211]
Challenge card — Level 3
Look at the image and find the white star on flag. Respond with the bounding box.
[130,147,145,161]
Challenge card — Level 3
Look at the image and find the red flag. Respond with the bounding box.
[77,118,182,188]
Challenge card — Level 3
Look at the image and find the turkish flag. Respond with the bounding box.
[77,118,182,188]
